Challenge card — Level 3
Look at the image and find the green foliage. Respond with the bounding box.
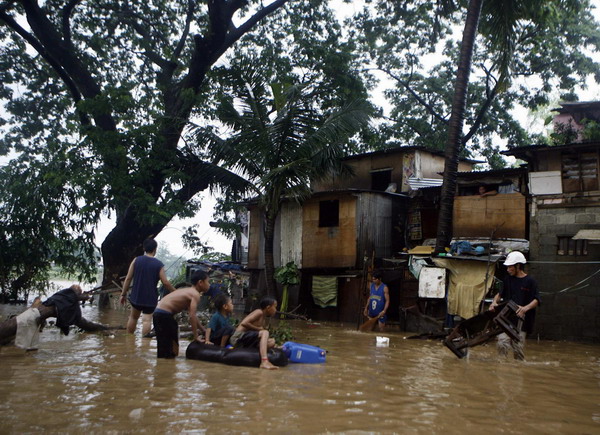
[268,321,294,345]
[197,60,371,294]
[180,225,231,261]
[550,121,580,146]
[275,261,300,314]
[581,119,600,142]
[275,262,300,286]
[155,244,188,281]
[0,155,99,299]
[351,0,600,165]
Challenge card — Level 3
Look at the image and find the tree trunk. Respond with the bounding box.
[263,213,278,298]
[0,305,113,346]
[435,0,484,253]
[99,209,168,307]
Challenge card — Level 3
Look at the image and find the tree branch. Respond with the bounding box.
[379,67,449,125]
[117,5,178,75]
[0,8,90,126]
[173,0,195,60]
[222,0,289,59]
[462,66,501,145]
[61,0,82,47]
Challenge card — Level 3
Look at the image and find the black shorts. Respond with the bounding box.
[237,330,261,348]
[153,310,178,358]
[210,325,235,345]
[130,301,155,315]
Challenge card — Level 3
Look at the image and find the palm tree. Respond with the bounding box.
[196,65,371,298]
[435,0,484,252]
[435,0,568,251]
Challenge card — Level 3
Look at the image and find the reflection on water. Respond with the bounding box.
[1,303,599,433]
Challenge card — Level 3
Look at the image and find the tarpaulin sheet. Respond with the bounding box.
[433,258,491,319]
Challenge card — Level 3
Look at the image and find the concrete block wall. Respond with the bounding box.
[529,203,600,342]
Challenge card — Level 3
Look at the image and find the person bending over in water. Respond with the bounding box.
[152,271,210,358]
[230,296,279,370]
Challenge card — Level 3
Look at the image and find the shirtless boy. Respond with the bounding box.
[152,271,210,358]
[230,296,278,370]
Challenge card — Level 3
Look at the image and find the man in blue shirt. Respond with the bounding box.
[363,271,390,332]
[120,238,177,336]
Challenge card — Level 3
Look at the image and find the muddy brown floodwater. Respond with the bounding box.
[0,303,599,434]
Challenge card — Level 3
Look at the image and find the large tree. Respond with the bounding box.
[0,0,291,294]
[435,0,600,251]
[351,0,600,165]
[195,61,371,297]
[346,0,600,250]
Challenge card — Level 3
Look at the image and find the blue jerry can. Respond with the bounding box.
[282,341,326,363]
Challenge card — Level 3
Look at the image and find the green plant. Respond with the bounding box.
[550,121,580,145]
[581,119,600,142]
[268,321,294,345]
[274,261,300,314]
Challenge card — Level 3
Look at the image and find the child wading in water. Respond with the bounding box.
[230,296,279,370]
[152,271,210,358]
[205,293,235,347]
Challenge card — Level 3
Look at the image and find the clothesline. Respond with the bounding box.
[539,268,600,295]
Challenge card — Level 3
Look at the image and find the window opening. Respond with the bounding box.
[371,169,392,192]
[557,236,588,256]
[319,200,339,227]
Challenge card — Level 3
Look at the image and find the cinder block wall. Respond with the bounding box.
[529,205,600,342]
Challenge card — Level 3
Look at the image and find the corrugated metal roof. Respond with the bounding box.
[408,177,443,190]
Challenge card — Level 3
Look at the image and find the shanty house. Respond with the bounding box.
[504,140,600,342]
[243,147,478,323]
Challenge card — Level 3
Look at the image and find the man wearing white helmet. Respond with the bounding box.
[489,251,540,360]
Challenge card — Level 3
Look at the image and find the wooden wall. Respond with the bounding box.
[313,149,475,194]
[453,193,526,239]
[247,206,262,269]
[355,193,393,263]
[280,202,303,268]
[302,195,357,268]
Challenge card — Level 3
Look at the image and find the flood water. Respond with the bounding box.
[1,303,599,434]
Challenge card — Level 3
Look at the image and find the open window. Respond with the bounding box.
[371,168,392,191]
[557,235,588,256]
[319,200,339,227]
[561,151,599,193]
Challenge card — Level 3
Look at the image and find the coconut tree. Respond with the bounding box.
[435,0,484,252]
[435,0,585,251]
[195,64,371,298]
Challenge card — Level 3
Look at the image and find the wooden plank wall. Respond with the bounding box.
[453,193,526,238]
[356,193,393,263]
[302,196,357,268]
[280,202,303,268]
[247,207,263,269]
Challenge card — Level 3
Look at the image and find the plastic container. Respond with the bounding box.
[282,341,326,364]
[376,336,390,347]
